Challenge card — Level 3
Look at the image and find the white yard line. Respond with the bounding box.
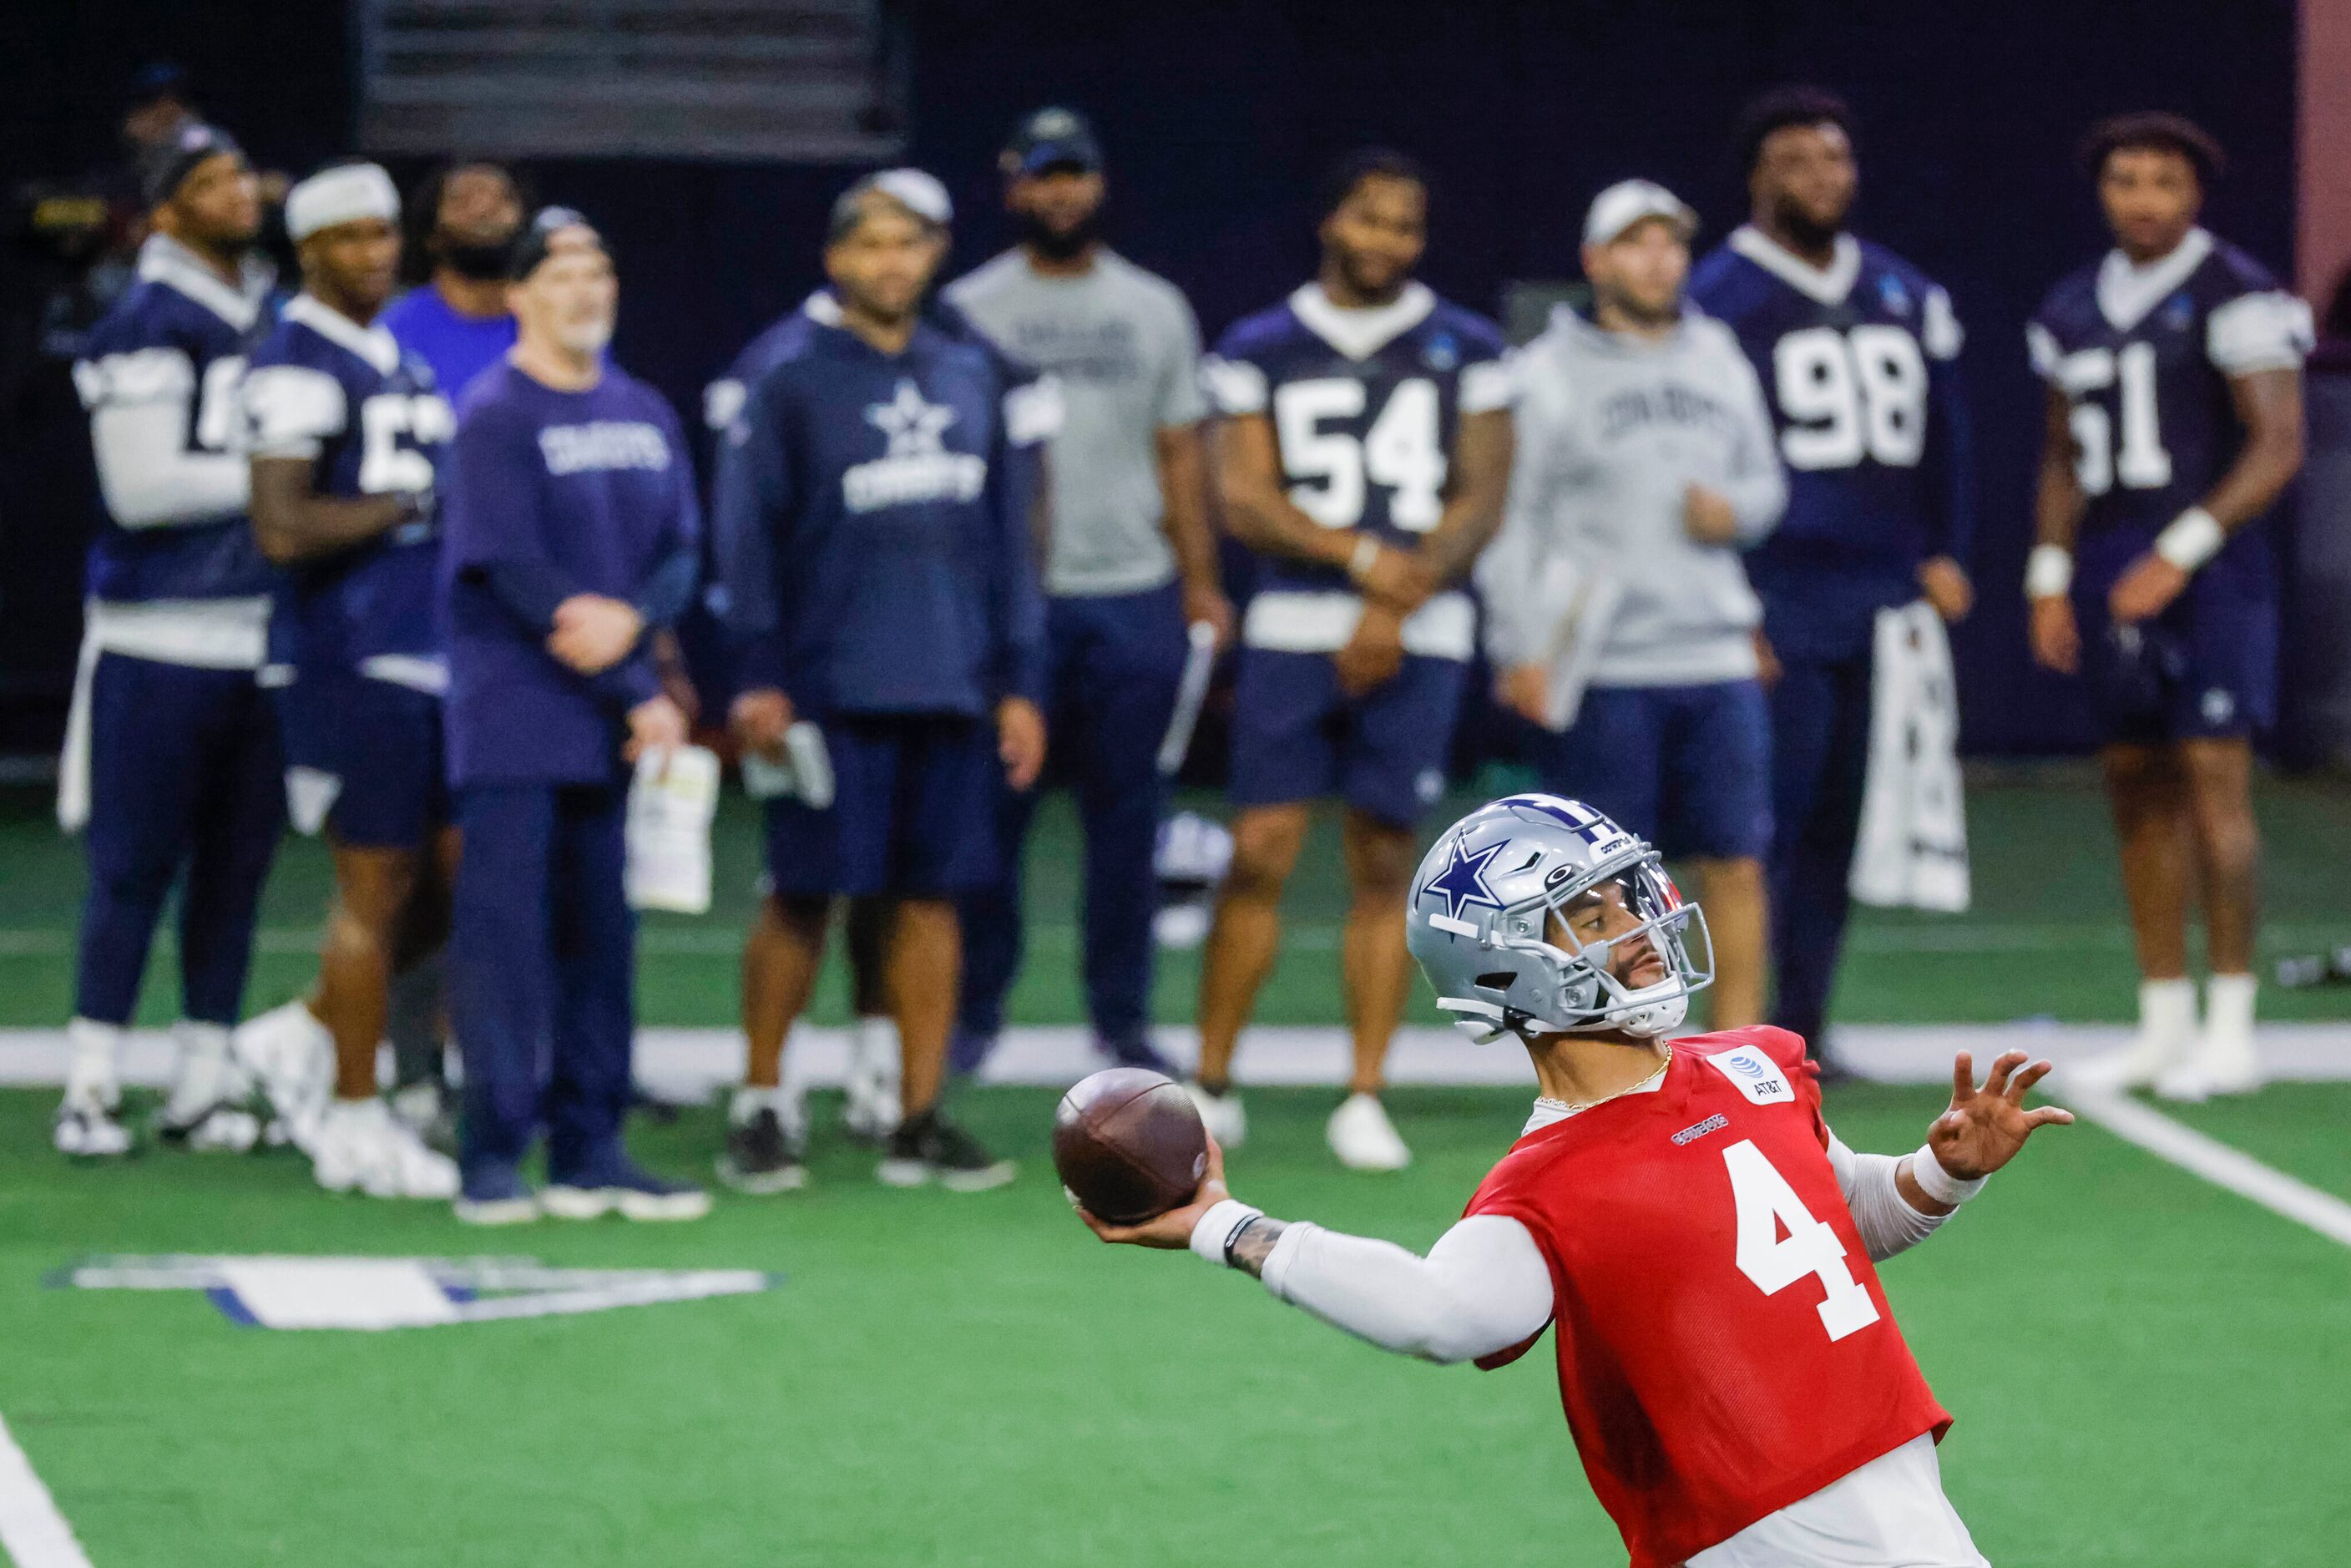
[0,922,2345,959]
[2061,1087,2351,1250]
[0,1413,94,1568]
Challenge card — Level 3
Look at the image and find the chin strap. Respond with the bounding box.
[1434,997,1513,1044]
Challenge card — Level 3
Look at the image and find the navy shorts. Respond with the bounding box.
[1227,648,1467,828]
[762,713,999,898]
[1534,680,1772,861]
[2075,564,2276,746]
[275,670,448,848]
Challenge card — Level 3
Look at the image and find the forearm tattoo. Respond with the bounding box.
[1228,1216,1288,1278]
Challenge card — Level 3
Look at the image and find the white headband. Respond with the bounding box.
[285,163,400,242]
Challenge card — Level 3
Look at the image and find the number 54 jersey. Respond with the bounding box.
[1199,281,1510,663]
[1465,1026,1950,1568]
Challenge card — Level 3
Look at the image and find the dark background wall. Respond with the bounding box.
[0,0,2304,756]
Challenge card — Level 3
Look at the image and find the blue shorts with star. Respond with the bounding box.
[2075,530,2276,746]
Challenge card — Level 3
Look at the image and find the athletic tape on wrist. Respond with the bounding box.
[1910,1143,1987,1207]
[1191,1198,1265,1266]
[2154,507,2224,573]
[2025,544,2073,599]
[1348,534,1383,583]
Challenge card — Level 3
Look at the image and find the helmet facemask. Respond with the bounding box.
[1439,846,1714,1042]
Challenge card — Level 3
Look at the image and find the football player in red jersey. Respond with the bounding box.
[1080,794,2071,1568]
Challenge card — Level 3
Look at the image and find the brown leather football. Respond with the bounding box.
[1052,1068,1209,1224]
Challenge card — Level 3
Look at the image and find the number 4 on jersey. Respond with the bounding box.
[1722,1139,1881,1342]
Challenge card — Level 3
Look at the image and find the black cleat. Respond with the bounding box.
[877,1110,1014,1192]
[717,1106,807,1194]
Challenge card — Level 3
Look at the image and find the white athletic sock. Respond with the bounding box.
[65,1017,123,1102]
[2138,978,2197,1042]
[169,1020,238,1109]
[2204,973,2257,1038]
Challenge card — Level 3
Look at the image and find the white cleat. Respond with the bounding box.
[312,1098,460,1199]
[2154,1030,2261,1103]
[2068,979,2196,1093]
[234,1000,336,1153]
[843,1015,903,1141]
[157,1020,262,1152]
[55,1088,134,1158]
[1185,1082,1246,1150]
[1327,1092,1411,1171]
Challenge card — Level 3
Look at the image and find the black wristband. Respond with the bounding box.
[1221,1212,1262,1267]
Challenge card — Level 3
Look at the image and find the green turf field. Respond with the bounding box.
[2,1083,2348,1567]
[3,771,2348,1565]
[3,771,2348,1030]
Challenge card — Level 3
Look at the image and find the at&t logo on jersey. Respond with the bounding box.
[1706,1046,1795,1105]
[844,379,986,513]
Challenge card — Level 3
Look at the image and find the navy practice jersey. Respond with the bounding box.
[71,234,280,604]
[1201,281,1509,656]
[241,295,453,679]
[712,309,1044,718]
[2028,228,2310,592]
[1688,227,1971,660]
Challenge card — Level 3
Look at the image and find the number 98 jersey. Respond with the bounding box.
[1200,281,1509,659]
[2026,228,2311,591]
[1687,228,1969,662]
[1465,1026,1950,1568]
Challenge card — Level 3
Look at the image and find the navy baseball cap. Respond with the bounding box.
[140,122,244,210]
[1001,107,1103,177]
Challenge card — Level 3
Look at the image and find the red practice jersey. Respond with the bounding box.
[1464,1026,1950,1568]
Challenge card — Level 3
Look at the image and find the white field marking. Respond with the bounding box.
[3,1024,2347,1099]
[2063,1086,2351,1250]
[0,1411,94,1568]
[0,922,2345,960]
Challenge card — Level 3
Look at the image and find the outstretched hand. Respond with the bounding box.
[1076,1133,1230,1249]
[1928,1050,2075,1181]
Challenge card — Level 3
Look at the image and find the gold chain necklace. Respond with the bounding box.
[1535,1044,1675,1118]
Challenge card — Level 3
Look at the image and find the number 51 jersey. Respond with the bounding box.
[2026,226,2311,601]
[1465,1026,1950,1568]
[1200,281,1509,663]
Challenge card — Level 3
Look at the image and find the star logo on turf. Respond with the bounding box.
[1420,836,1506,922]
[866,380,958,458]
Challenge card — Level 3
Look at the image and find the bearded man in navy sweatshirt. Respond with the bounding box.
[439,209,707,1224]
[715,172,1046,1193]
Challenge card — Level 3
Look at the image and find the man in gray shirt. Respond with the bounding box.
[1479,180,1787,1027]
[943,107,1230,1074]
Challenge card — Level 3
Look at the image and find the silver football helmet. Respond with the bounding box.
[1404,794,1712,1042]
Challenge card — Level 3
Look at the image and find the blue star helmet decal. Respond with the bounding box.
[1418,834,1506,921]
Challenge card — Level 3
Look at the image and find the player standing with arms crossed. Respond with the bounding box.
[1189,150,1513,1171]
[1688,89,1974,1070]
[2026,115,2308,1099]
[1084,792,2071,1568]
[236,163,457,1196]
[57,124,283,1158]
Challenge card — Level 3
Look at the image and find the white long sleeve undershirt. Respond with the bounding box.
[1243,1122,1951,1366]
[90,398,248,528]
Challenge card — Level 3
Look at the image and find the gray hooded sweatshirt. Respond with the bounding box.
[1479,306,1786,689]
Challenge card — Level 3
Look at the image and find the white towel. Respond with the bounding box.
[1850,603,1969,913]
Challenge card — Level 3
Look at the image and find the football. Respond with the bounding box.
[1051,1068,1210,1224]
